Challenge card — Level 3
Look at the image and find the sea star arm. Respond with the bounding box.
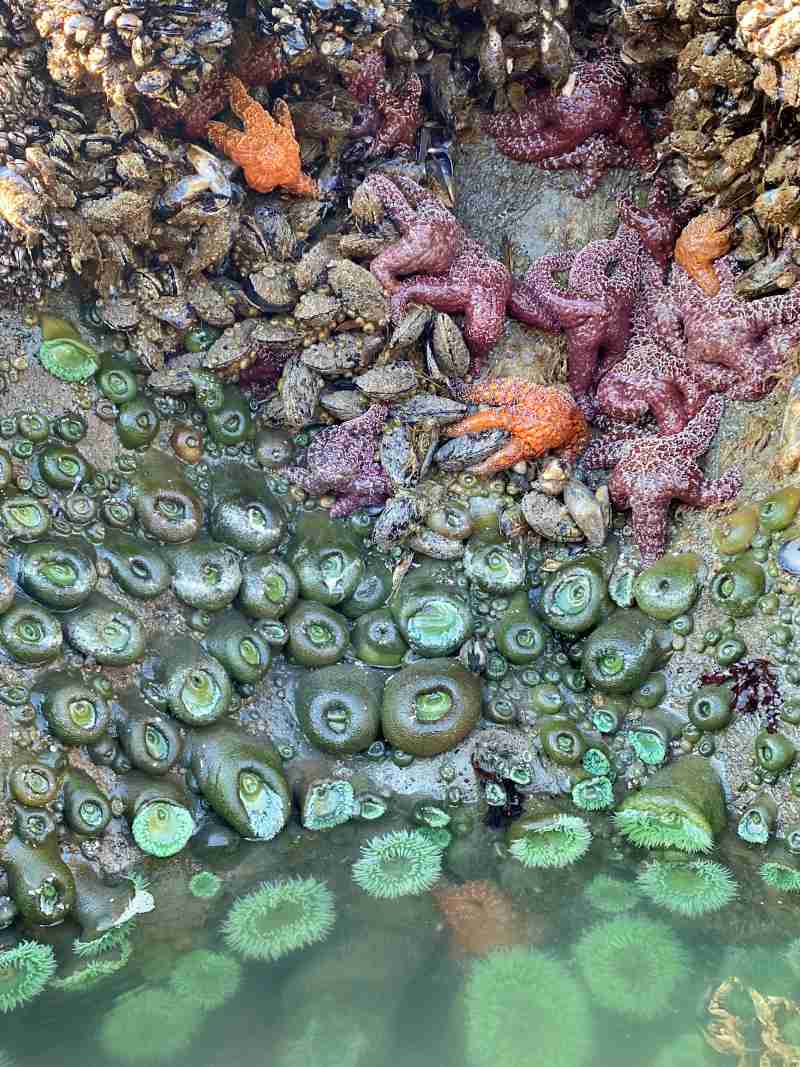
[206,122,245,160]
[672,464,742,508]
[508,253,574,331]
[540,135,631,199]
[469,439,530,476]
[391,275,467,319]
[445,409,515,437]
[226,76,277,137]
[273,99,296,134]
[580,436,630,470]
[359,175,417,232]
[627,491,670,566]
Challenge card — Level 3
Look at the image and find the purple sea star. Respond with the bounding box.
[507,179,682,416]
[581,394,742,564]
[483,50,659,198]
[284,404,392,517]
[670,256,800,402]
[357,174,512,367]
[594,293,737,433]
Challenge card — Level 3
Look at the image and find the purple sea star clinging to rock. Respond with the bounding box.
[508,179,684,417]
[581,395,741,564]
[284,404,392,517]
[343,52,423,159]
[354,174,512,368]
[670,256,800,402]
[483,50,660,198]
[594,293,737,434]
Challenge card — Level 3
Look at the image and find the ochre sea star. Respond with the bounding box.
[207,76,318,197]
[483,50,659,198]
[284,404,392,516]
[674,209,733,297]
[581,395,742,564]
[356,174,512,366]
[444,378,588,475]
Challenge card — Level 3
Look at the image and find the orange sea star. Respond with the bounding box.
[433,880,527,959]
[445,378,589,476]
[207,76,318,197]
[674,209,732,297]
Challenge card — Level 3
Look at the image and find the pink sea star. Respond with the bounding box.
[344,52,423,158]
[358,174,512,367]
[581,395,742,564]
[670,256,800,402]
[508,179,681,416]
[483,50,659,198]
[594,293,737,433]
[284,404,392,517]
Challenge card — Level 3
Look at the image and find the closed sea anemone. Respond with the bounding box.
[352,830,443,898]
[636,860,738,917]
[0,941,57,1013]
[583,875,639,914]
[506,813,592,869]
[99,988,204,1062]
[222,877,335,961]
[188,871,222,900]
[168,950,242,1011]
[574,917,688,1020]
[463,948,592,1067]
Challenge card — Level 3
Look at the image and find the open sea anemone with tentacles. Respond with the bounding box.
[223,877,336,961]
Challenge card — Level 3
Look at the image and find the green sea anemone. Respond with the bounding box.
[636,860,738,917]
[614,757,726,853]
[99,988,204,1062]
[572,776,614,811]
[188,871,222,900]
[38,338,99,383]
[653,1032,719,1067]
[760,866,800,892]
[506,813,592,869]
[583,875,639,914]
[463,948,592,1067]
[574,917,688,1020]
[131,799,194,858]
[54,936,132,993]
[222,877,335,961]
[351,830,443,898]
[168,950,242,1011]
[0,941,57,1013]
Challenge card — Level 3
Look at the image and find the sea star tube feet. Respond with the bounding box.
[581,395,741,564]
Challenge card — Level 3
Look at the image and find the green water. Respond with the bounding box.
[4,815,800,1067]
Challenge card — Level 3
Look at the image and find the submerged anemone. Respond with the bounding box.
[506,813,592,869]
[352,830,443,899]
[222,877,335,961]
[0,941,57,1013]
[583,875,640,914]
[188,871,223,900]
[575,917,688,1020]
[463,948,592,1067]
[54,935,133,993]
[760,859,800,893]
[99,988,205,1062]
[168,950,242,1011]
[636,860,738,917]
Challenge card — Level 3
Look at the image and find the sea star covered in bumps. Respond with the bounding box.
[444,378,588,475]
[581,395,742,563]
[207,77,318,197]
[284,404,392,516]
[509,181,680,415]
[594,289,737,433]
[432,881,527,959]
[674,209,733,297]
[343,51,423,158]
[147,71,228,141]
[670,256,800,401]
[355,174,512,366]
[483,50,659,198]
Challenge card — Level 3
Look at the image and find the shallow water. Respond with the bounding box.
[5,813,798,1067]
